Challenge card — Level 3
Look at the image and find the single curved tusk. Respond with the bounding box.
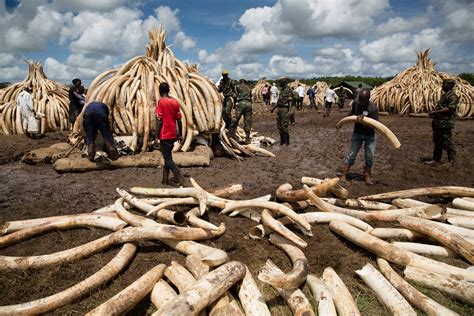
[376,258,459,316]
[238,266,271,316]
[258,234,309,289]
[1,212,120,235]
[404,266,474,305]
[398,216,474,263]
[145,197,199,214]
[356,263,416,315]
[452,197,474,211]
[249,214,313,240]
[300,212,373,231]
[87,263,166,316]
[276,178,339,202]
[241,144,276,157]
[130,187,208,216]
[301,177,348,199]
[157,261,246,315]
[211,184,243,198]
[391,242,459,258]
[345,199,397,210]
[322,267,361,316]
[360,186,474,201]
[0,243,136,315]
[0,215,127,248]
[336,115,401,148]
[261,209,307,248]
[329,221,474,281]
[306,275,337,316]
[187,207,220,230]
[221,200,311,231]
[185,254,210,279]
[164,261,197,293]
[151,280,177,311]
[260,259,314,316]
[369,228,428,241]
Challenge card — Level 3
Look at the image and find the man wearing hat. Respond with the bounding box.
[427,78,458,165]
[218,69,237,129]
[271,77,292,145]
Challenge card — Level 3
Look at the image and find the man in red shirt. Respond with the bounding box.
[155,82,184,186]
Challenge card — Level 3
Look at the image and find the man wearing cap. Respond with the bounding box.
[229,79,253,144]
[427,79,458,165]
[271,77,292,145]
[218,70,237,129]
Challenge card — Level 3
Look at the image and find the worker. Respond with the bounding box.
[218,70,237,129]
[337,88,347,113]
[16,86,36,138]
[289,87,298,125]
[229,79,253,144]
[270,82,279,107]
[324,85,336,117]
[340,89,379,185]
[83,102,119,162]
[155,82,185,186]
[426,79,458,166]
[307,86,316,110]
[69,78,83,126]
[270,77,292,145]
[296,84,305,110]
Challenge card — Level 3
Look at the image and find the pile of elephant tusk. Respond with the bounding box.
[251,78,271,104]
[370,49,474,117]
[69,26,259,160]
[0,61,70,135]
[1,177,473,315]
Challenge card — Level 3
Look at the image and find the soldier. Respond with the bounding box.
[218,70,237,129]
[426,79,458,165]
[229,79,253,144]
[271,77,292,145]
[289,87,298,125]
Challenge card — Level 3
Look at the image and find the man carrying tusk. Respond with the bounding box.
[340,89,379,185]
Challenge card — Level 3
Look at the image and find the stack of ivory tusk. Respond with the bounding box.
[313,81,338,108]
[251,78,271,103]
[71,26,249,158]
[370,49,474,117]
[0,61,70,134]
[1,177,473,314]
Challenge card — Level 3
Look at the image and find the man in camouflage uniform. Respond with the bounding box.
[271,77,292,145]
[289,87,298,125]
[229,79,253,144]
[218,70,237,129]
[427,79,458,165]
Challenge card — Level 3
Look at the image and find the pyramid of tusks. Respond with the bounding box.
[370,49,474,117]
[0,61,70,134]
[73,26,238,155]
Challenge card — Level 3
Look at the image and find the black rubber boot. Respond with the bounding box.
[162,167,170,185]
[245,132,251,144]
[280,132,284,145]
[285,132,290,145]
[87,143,95,162]
[104,142,119,160]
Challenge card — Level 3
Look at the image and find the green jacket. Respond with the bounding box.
[277,87,292,108]
[432,89,458,129]
[218,78,237,99]
[236,83,252,103]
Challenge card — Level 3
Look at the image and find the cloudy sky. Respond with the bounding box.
[0,0,473,85]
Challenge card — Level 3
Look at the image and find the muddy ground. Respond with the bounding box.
[1,104,473,315]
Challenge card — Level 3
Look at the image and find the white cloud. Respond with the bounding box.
[268,55,317,77]
[174,31,196,51]
[52,0,125,12]
[376,16,429,36]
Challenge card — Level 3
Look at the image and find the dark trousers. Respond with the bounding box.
[160,139,180,175]
[69,103,84,125]
[433,128,455,162]
[83,103,114,145]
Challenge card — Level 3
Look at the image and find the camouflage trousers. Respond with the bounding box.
[277,107,289,133]
[230,100,252,133]
[222,97,234,129]
[433,128,455,162]
[289,104,296,124]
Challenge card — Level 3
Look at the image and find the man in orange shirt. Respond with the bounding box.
[155,82,185,186]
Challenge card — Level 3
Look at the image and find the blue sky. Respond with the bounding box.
[0,0,473,85]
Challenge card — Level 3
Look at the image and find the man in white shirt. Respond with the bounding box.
[16,87,36,137]
[324,86,336,117]
[296,85,305,110]
[270,83,279,107]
